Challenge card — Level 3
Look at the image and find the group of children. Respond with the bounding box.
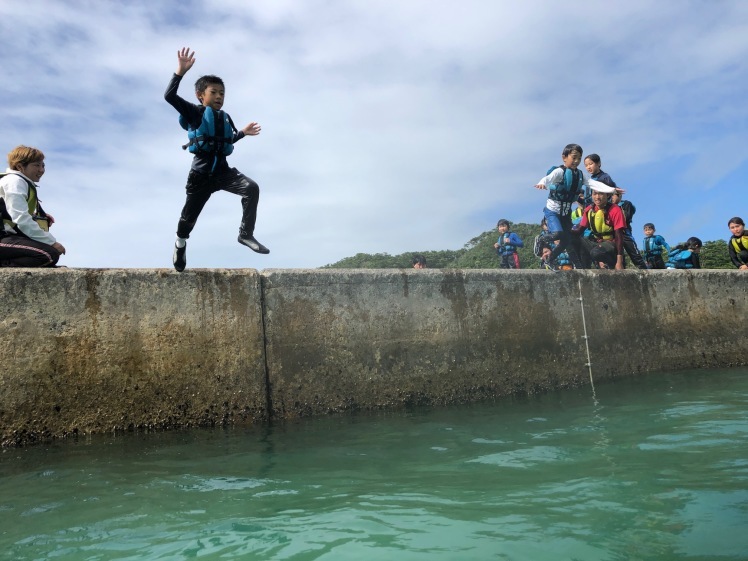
[2,79,745,274]
[495,143,744,271]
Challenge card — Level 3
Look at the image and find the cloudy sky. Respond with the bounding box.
[1,0,746,269]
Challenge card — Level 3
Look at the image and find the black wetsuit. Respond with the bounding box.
[164,73,260,240]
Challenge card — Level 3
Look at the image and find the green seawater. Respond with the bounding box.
[1,368,747,561]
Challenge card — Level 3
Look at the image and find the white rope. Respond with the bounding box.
[578,278,597,403]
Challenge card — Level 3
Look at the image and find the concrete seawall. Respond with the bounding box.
[1,268,746,446]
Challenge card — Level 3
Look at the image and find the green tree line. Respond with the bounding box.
[321,223,734,269]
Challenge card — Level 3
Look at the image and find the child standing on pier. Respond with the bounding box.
[494,219,524,269]
[642,223,670,269]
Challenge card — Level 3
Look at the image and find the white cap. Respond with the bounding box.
[588,179,617,194]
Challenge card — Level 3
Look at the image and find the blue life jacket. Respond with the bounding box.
[497,231,521,255]
[643,235,667,258]
[546,165,583,214]
[180,107,236,158]
[666,248,697,269]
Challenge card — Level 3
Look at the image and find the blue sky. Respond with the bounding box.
[1,0,746,269]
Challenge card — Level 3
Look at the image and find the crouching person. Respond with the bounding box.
[0,146,65,267]
[573,182,625,270]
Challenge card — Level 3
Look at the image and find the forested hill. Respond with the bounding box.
[320,223,733,269]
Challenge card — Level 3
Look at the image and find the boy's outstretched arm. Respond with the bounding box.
[242,122,262,136]
[176,47,196,76]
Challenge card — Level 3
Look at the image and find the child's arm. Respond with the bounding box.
[535,168,563,190]
[728,241,741,268]
[510,233,524,247]
[165,48,203,122]
[614,229,625,270]
[659,236,671,253]
[231,122,261,144]
[176,47,196,76]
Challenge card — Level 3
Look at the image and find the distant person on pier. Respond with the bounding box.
[665,237,702,269]
[0,145,65,267]
[539,243,573,271]
[610,190,647,269]
[412,255,427,269]
[582,154,618,208]
[494,219,524,269]
[641,223,670,269]
[727,217,748,270]
[535,217,572,270]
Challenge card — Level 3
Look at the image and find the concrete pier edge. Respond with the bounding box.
[1,268,745,446]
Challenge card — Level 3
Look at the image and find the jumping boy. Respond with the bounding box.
[165,47,269,272]
[494,219,524,269]
[535,144,591,269]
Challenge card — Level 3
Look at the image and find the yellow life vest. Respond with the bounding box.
[731,234,748,255]
[587,207,614,240]
[1,174,48,231]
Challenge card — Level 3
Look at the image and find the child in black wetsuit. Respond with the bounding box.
[728,217,748,270]
[165,47,269,272]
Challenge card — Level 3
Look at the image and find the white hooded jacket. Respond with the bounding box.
[0,169,56,245]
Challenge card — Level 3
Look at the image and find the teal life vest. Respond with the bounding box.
[547,165,583,214]
[180,107,237,158]
[644,235,662,257]
[666,248,696,269]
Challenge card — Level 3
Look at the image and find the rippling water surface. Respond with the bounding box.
[1,368,747,560]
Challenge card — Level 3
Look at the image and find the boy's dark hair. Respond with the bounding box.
[643,223,655,230]
[562,143,583,157]
[412,255,427,267]
[728,216,745,227]
[194,74,225,94]
[497,219,510,228]
[585,153,601,165]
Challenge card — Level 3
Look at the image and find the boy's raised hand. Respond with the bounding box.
[242,122,261,136]
[176,47,196,76]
